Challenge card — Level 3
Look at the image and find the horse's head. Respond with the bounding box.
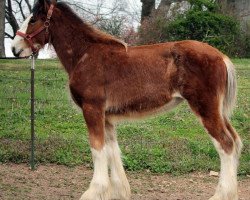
[11,0,57,57]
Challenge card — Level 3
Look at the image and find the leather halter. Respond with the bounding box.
[16,4,55,54]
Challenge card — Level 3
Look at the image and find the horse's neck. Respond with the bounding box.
[50,15,125,74]
[51,20,91,74]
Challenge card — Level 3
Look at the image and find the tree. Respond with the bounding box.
[222,0,236,13]
[66,0,128,24]
[141,0,155,23]
[4,0,124,40]
[5,0,32,40]
[158,0,183,12]
[0,0,5,57]
[138,0,189,44]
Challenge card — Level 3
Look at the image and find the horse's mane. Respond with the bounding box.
[33,1,127,51]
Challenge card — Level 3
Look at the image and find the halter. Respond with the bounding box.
[16,4,55,54]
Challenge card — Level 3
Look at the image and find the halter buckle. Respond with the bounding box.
[44,21,50,28]
[26,35,31,40]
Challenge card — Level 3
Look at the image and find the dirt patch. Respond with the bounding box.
[0,164,249,200]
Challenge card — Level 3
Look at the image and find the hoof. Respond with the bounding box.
[209,195,221,200]
[80,183,111,200]
[110,179,131,200]
[209,193,238,200]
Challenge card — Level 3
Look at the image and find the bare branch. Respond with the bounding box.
[6,0,19,35]
[14,0,26,20]
[66,2,97,16]
[24,0,32,13]
[67,0,125,20]
[5,32,14,39]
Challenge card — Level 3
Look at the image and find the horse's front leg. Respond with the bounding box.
[80,103,111,200]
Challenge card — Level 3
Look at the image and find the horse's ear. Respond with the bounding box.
[37,0,50,13]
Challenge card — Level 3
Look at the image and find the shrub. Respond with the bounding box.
[165,9,241,56]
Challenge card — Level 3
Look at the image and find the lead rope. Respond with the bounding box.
[30,54,35,170]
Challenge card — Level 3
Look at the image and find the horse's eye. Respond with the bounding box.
[29,18,36,24]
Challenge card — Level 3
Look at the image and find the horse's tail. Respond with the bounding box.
[222,56,237,119]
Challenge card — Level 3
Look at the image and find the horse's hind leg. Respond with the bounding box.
[105,120,131,200]
[187,96,241,200]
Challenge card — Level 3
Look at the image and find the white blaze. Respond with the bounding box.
[11,14,34,57]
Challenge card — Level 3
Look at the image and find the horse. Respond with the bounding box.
[11,1,242,200]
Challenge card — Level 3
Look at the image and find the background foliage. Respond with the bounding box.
[139,0,249,57]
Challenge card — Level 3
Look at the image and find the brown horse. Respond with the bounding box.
[11,1,242,200]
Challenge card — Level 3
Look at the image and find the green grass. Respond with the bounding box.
[0,58,249,174]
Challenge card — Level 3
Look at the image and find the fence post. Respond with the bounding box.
[30,55,35,170]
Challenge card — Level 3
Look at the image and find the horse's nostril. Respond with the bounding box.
[12,47,22,57]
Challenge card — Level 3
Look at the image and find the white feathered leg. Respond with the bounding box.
[209,139,240,200]
[80,146,111,200]
[105,122,131,200]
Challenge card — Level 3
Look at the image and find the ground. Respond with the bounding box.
[0,164,249,200]
[0,60,249,199]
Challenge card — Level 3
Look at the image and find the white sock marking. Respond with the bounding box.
[105,124,131,199]
[80,146,110,200]
[211,139,238,199]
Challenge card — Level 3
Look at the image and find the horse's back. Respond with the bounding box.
[126,39,228,93]
[107,40,229,116]
[129,40,223,57]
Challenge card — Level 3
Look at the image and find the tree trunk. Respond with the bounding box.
[141,0,155,23]
[216,0,227,10]
[157,0,183,17]
[0,0,5,57]
[216,0,237,15]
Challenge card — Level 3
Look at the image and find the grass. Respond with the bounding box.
[0,58,249,175]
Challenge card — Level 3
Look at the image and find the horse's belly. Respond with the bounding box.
[105,95,183,123]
